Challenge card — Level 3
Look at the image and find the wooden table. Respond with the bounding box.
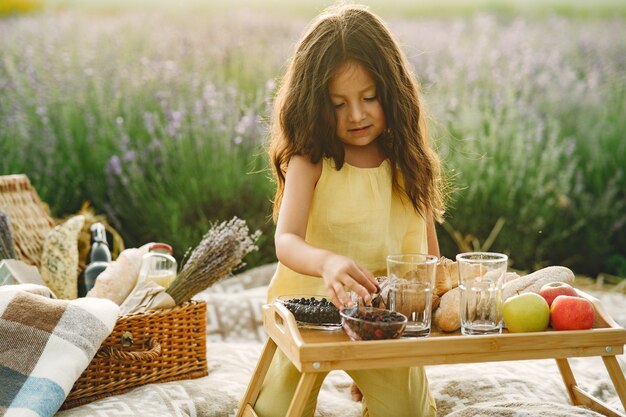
[237,290,626,417]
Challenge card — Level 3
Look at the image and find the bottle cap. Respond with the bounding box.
[149,243,173,254]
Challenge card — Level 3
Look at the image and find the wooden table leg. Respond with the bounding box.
[603,356,626,411]
[285,373,318,417]
[556,358,626,417]
[237,338,278,417]
[556,358,578,405]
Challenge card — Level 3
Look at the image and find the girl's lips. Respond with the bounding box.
[348,125,371,136]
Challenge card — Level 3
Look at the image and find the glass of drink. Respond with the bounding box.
[457,252,508,336]
[138,243,178,289]
[386,254,438,337]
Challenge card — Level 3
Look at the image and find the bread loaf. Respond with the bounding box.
[434,257,459,296]
[87,243,152,305]
[434,286,461,332]
[431,294,441,310]
[502,266,575,301]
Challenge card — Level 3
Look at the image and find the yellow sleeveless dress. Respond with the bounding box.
[254,158,437,417]
[267,157,427,302]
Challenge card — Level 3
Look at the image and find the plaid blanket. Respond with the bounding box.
[0,286,119,417]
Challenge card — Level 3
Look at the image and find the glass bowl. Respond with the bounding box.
[276,295,341,330]
[340,306,407,341]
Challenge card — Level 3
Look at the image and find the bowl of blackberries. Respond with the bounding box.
[340,306,407,341]
[277,295,341,330]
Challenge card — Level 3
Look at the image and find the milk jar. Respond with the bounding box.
[138,243,177,288]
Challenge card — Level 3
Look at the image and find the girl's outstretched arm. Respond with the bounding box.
[426,211,440,257]
[275,155,378,309]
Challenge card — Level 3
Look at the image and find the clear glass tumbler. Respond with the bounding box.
[386,254,438,337]
[457,252,508,336]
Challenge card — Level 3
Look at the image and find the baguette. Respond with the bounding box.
[87,243,152,304]
[502,266,574,301]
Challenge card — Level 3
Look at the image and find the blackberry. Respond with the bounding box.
[283,296,340,325]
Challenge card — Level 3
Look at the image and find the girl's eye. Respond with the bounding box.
[364,96,377,101]
[333,103,345,109]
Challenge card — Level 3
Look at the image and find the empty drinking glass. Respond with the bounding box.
[457,252,508,336]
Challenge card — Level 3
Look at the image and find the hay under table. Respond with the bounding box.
[238,289,626,417]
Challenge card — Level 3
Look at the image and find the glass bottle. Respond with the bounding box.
[83,223,112,292]
[137,243,177,288]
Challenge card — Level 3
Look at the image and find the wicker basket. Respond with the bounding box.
[61,300,208,409]
[0,174,209,408]
[0,174,55,267]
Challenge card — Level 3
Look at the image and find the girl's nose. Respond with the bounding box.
[348,104,365,122]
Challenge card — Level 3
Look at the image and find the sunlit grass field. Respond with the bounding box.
[1,1,625,276]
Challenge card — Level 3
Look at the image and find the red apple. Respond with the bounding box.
[539,282,578,307]
[550,295,595,330]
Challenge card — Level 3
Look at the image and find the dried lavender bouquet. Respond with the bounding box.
[165,216,261,305]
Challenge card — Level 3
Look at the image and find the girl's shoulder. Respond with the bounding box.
[287,154,323,183]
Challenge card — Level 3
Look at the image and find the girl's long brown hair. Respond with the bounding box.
[269,3,446,222]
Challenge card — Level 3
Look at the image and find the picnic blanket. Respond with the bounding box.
[0,285,119,417]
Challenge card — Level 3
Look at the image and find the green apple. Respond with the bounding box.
[503,292,550,333]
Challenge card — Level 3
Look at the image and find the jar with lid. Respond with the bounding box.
[137,243,177,288]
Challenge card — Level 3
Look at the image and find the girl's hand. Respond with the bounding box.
[321,254,378,310]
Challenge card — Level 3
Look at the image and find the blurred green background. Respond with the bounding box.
[1,0,625,278]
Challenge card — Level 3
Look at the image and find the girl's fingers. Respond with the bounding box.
[333,281,354,309]
[352,282,371,304]
[324,260,376,309]
[355,265,378,293]
[327,290,343,311]
[340,272,371,304]
[327,281,350,310]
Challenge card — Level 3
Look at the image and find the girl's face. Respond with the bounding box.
[329,60,386,152]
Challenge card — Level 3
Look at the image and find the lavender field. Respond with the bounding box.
[1,4,625,277]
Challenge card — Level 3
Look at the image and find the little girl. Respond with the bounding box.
[254,3,445,417]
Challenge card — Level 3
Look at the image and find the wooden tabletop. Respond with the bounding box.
[238,289,626,417]
[263,289,626,373]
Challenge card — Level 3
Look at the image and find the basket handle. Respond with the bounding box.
[95,336,162,362]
